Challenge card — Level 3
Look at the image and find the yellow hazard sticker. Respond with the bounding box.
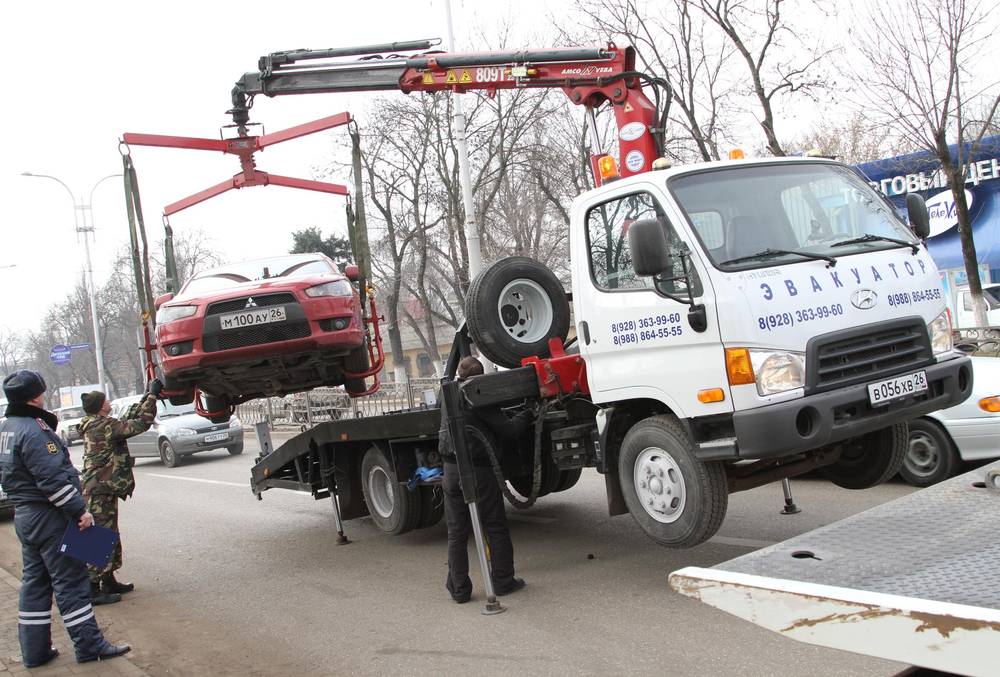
[460,70,472,84]
[46,442,58,454]
[623,102,634,113]
[445,70,458,84]
[422,72,434,85]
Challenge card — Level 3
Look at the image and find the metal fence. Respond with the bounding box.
[954,326,1000,356]
[234,377,440,430]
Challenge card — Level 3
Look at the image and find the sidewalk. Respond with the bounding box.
[0,565,147,676]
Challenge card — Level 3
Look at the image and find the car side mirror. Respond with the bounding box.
[344,264,359,282]
[906,193,930,239]
[628,218,672,276]
[154,292,175,310]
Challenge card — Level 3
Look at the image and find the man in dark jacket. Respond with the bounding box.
[0,370,131,667]
[79,383,159,602]
[439,356,529,603]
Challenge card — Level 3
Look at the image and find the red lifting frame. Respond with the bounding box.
[122,112,352,216]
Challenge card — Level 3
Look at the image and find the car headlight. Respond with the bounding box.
[175,427,197,436]
[157,305,198,324]
[927,311,953,355]
[304,280,354,298]
[749,349,806,396]
[229,417,242,428]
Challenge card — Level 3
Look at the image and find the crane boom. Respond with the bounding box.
[230,41,667,182]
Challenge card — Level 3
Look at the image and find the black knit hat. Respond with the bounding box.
[81,391,107,415]
[2,370,47,404]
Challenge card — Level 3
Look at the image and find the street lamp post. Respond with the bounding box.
[21,172,121,394]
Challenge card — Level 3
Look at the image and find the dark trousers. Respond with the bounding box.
[442,461,515,599]
[14,505,112,664]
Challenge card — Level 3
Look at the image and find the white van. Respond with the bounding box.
[955,283,1000,328]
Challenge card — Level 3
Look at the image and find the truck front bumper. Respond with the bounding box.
[731,355,973,460]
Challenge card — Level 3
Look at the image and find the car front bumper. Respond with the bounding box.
[170,427,244,455]
[731,355,973,460]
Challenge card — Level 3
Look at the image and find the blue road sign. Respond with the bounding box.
[49,344,72,365]
[68,343,91,351]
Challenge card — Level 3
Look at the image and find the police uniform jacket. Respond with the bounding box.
[0,403,87,519]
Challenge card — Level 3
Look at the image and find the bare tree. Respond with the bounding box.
[786,112,896,164]
[0,328,27,376]
[852,0,1000,325]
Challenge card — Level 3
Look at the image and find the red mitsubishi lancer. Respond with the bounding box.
[153,253,367,407]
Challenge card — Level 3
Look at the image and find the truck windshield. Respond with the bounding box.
[669,162,919,270]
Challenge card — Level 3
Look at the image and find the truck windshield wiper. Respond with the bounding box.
[720,248,836,267]
[830,233,919,254]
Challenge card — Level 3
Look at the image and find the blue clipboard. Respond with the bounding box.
[60,523,119,568]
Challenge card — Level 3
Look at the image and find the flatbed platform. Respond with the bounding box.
[670,460,1000,676]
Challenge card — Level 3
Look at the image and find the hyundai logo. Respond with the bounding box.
[851,288,878,310]
[245,297,257,309]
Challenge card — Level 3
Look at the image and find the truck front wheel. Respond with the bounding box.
[360,446,421,535]
[820,422,908,490]
[618,415,727,548]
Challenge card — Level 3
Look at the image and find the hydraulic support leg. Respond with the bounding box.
[780,478,801,515]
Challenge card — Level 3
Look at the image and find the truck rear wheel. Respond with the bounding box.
[821,422,907,490]
[618,415,727,548]
[466,257,570,368]
[553,468,583,493]
[360,446,421,535]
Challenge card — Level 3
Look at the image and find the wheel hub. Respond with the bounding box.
[634,448,686,524]
[497,278,553,344]
[904,431,939,478]
[367,466,395,519]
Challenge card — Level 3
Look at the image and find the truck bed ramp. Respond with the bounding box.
[669,460,1000,676]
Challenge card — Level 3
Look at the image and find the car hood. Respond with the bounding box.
[156,412,223,432]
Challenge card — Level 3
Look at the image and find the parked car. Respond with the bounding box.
[55,405,86,446]
[152,253,368,417]
[900,355,1000,486]
[954,283,1000,328]
[109,396,244,468]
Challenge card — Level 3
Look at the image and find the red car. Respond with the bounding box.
[153,253,367,408]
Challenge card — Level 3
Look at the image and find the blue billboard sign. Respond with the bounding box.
[49,344,72,365]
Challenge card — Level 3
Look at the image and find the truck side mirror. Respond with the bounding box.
[906,193,930,239]
[628,219,672,276]
[344,264,360,282]
[154,292,175,310]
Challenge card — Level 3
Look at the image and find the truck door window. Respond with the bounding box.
[586,192,695,294]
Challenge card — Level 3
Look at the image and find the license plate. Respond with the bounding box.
[204,433,228,443]
[220,306,286,330]
[868,370,928,406]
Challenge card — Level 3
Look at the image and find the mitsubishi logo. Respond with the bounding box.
[245,297,257,309]
[851,288,878,310]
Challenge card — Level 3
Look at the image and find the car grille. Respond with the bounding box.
[203,321,311,352]
[807,318,932,393]
[206,293,297,316]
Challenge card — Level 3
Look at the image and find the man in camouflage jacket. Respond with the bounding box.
[79,380,161,603]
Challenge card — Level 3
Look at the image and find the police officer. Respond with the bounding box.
[0,370,131,667]
[439,356,528,603]
[79,384,158,602]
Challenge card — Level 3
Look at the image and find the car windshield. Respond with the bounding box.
[985,286,1000,308]
[669,162,919,270]
[59,407,85,420]
[179,256,334,297]
[158,401,196,418]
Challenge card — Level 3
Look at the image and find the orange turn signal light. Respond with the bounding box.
[729,148,745,160]
[725,348,755,386]
[698,388,726,403]
[979,396,1000,413]
[598,155,620,182]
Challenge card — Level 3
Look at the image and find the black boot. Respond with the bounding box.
[103,573,134,594]
[78,643,131,664]
[90,580,121,606]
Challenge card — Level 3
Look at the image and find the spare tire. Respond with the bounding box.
[466,257,570,368]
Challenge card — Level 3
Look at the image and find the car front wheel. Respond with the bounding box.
[899,418,957,487]
[159,439,181,468]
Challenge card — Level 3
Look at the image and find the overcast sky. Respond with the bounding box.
[0,0,568,334]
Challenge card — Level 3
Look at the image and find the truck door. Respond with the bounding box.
[573,188,729,417]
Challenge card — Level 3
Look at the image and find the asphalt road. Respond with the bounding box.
[0,433,917,676]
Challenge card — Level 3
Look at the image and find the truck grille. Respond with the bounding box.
[807,318,932,393]
[203,321,311,352]
[206,293,297,316]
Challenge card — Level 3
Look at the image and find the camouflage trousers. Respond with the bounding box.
[84,494,122,581]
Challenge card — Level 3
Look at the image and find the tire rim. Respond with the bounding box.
[161,443,175,464]
[497,278,553,344]
[904,431,939,478]
[367,465,395,519]
[634,448,686,524]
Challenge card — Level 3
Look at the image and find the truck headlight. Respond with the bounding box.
[305,280,353,298]
[927,311,953,355]
[157,305,197,324]
[750,349,806,396]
